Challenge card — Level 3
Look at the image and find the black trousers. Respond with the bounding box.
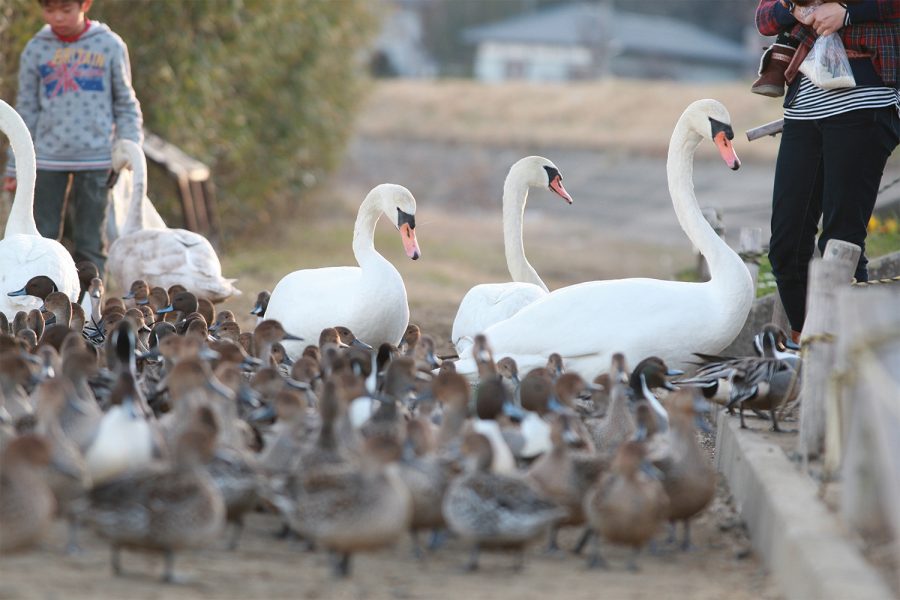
[768,105,900,332]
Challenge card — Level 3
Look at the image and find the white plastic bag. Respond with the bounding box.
[799,33,856,90]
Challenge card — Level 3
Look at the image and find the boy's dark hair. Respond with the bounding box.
[37,0,85,7]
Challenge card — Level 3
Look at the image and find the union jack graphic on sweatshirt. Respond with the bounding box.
[5,21,142,176]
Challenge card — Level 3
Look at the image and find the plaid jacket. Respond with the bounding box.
[756,0,900,87]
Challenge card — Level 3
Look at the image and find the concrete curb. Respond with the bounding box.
[714,411,895,600]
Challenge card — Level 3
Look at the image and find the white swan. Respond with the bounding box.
[265,183,421,357]
[106,140,166,244]
[105,140,241,302]
[453,99,752,381]
[450,156,572,354]
[0,100,79,320]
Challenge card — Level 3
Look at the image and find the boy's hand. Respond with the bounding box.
[2,177,15,192]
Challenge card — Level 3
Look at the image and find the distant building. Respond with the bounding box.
[463,2,753,83]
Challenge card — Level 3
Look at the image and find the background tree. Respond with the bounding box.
[1,0,378,236]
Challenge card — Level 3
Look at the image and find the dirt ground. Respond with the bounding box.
[1,456,777,600]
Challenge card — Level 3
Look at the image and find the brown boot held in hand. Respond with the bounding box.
[751,43,796,97]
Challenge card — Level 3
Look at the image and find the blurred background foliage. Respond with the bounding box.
[1,0,378,237]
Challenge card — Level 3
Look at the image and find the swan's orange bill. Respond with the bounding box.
[400,223,420,260]
[549,176,573,204]
[714,131,741,171]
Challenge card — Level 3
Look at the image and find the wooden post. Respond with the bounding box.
[797,239,861,461]
[836,286,900,567]
[739,226,763,290]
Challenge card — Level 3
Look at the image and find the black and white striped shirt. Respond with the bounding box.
[785,76,900,120]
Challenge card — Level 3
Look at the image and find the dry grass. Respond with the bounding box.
[355,78,784,161]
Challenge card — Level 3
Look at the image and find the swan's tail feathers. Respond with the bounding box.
[227,279,242,296]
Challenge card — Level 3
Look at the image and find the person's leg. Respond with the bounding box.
[819,106,900,281]
[68,170,110,276]
[768,118,824,332]
[33,170,70,240]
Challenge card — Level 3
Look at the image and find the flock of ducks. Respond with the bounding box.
[0,96,804,583]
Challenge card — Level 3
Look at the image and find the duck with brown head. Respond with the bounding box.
[0,433,56,554]
[443,431,567,572]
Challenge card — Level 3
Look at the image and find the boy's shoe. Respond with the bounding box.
[751,43,796,97]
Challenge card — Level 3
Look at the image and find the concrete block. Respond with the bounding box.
[715,411,894,600]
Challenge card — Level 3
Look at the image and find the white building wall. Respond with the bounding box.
[474,42,594,82]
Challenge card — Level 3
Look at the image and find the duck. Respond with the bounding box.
[105,139,241,302]
[0,434,56,554]
[250,290,270,323]
[0,100,80,320]
[82,422,225,582]
[653,388,716,550]
[526,413,607,553]
[451,156,572,355]
[452,100,751,381]
[676,325,800,431]
[582,440,669,570]
[265,183,421,356]
[280,431,412,577]
[442,431,567,572]
[83,371,156,484]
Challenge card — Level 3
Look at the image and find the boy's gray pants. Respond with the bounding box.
[34,169,109,275]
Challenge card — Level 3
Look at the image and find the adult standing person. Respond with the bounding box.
[756,0,900,342]
[3,0,143,277]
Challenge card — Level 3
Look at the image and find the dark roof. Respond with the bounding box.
[463,2,749,66]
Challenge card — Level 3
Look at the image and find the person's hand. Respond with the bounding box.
[2,176,15,192]
[807,2,847,36]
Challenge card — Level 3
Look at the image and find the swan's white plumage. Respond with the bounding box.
[105,140,240,302]
[0,100,79,319]
[453,100,753,381]
[266,183,421,357]
[451,156,571,354]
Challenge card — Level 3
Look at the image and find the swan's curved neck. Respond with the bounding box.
[352,188,388,268]
[121,149,148,235]
[502,176,547,291]
[667,119,745,285]
[1,105,39,237]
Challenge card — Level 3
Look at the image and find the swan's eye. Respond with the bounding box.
[397,208,416,230]
[709,117,734,141]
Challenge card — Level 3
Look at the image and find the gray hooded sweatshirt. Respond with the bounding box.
[5,20,142,177]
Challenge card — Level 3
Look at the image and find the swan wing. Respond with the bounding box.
[0,234,80,318]
[451,282,546,352]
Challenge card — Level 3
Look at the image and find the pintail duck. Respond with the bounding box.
[33,377,93,552]
[396,418,453,557]
[83,422,226,582]
[249,289,270,322]
[582,440,669,570]
[122,279,150,308]
[0,434,56,553]
[442,431,566,571]
[654,389,716,550]
[83,371,157,485]
[526,413,607,553]
[677,325,800,431]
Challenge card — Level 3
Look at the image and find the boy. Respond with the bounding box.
[3,0,142,275]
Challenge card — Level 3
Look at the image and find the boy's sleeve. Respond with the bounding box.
[5,41,41,178]
[110,37,143,145]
